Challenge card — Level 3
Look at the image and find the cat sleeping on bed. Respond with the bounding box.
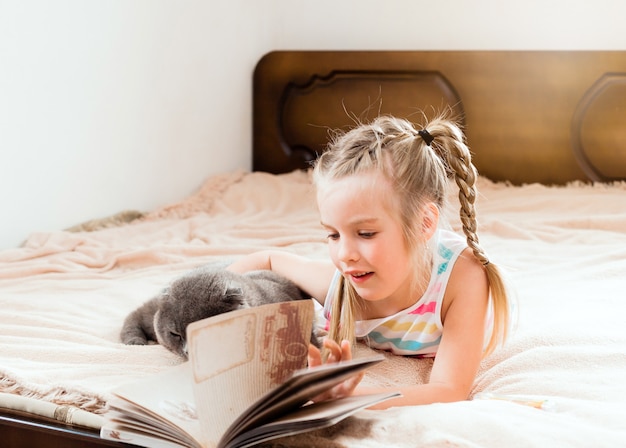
[120,265,318,358]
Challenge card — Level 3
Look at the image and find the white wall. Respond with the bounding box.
[1,0,625,249]
[274,0,626,51]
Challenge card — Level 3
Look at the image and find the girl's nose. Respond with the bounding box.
[337,239,359,263]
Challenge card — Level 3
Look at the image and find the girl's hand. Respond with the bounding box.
[307,339,365,402]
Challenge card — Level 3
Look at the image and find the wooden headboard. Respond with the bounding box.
[253,51,626,184]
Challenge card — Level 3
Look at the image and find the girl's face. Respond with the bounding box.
[317,171,417,317]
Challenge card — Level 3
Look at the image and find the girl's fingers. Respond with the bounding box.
[323,338,343,363]
[308,344,322,368]
[308,339,363,402]
[343,370,365,393]
[340,339,352,361]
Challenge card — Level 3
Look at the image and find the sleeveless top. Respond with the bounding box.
[322,229,469,357]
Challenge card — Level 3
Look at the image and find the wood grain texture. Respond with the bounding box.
[254,51,626,184]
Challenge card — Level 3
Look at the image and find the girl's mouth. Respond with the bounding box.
[349,271,373,283]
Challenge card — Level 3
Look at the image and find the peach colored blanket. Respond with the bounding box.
[1,170,626,447]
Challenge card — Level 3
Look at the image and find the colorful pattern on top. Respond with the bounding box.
[323,229,467,357]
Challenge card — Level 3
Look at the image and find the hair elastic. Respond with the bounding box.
[418,129,434,146]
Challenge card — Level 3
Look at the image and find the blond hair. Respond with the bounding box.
[312,113,510,356]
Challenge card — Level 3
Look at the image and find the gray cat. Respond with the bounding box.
[120,265,317,358]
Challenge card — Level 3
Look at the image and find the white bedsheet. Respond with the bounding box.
[1,170,625,447]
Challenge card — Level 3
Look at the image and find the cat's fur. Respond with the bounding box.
[120,265,317,358]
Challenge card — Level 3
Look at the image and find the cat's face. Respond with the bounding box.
[153,270,245,358]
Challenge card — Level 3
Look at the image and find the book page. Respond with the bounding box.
[187,300,314,447]
[220,355,386,446]
[225,392,401,448]
[101,362,203,448]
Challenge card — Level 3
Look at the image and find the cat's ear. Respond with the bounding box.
[225,287,243,296]
[224,282,244,307]
[154,287,170,305]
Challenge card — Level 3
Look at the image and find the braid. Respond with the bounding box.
[425,117,511,355]
[432,125,490,267]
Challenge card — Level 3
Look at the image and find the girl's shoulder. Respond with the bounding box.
[432,229,468,277]
[436,229,487,282]
[440,236,490,322]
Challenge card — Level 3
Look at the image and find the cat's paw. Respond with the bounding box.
[122,336,149,345]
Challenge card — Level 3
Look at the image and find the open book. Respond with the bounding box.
[100,300,399,448]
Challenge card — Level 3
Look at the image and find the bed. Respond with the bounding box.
[1,50,626,447]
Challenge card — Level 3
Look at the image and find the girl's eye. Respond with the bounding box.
[359,232,376,238]
[326,233,339,241]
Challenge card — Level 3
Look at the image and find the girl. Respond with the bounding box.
[228,114,511,408]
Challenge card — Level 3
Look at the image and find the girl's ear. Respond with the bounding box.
[421,202,439,240]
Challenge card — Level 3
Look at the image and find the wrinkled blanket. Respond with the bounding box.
[1,170,625,447]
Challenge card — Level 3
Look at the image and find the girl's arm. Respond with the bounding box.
[362,248,490,408]
[227,250,336,304]
[309,248,490,408]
